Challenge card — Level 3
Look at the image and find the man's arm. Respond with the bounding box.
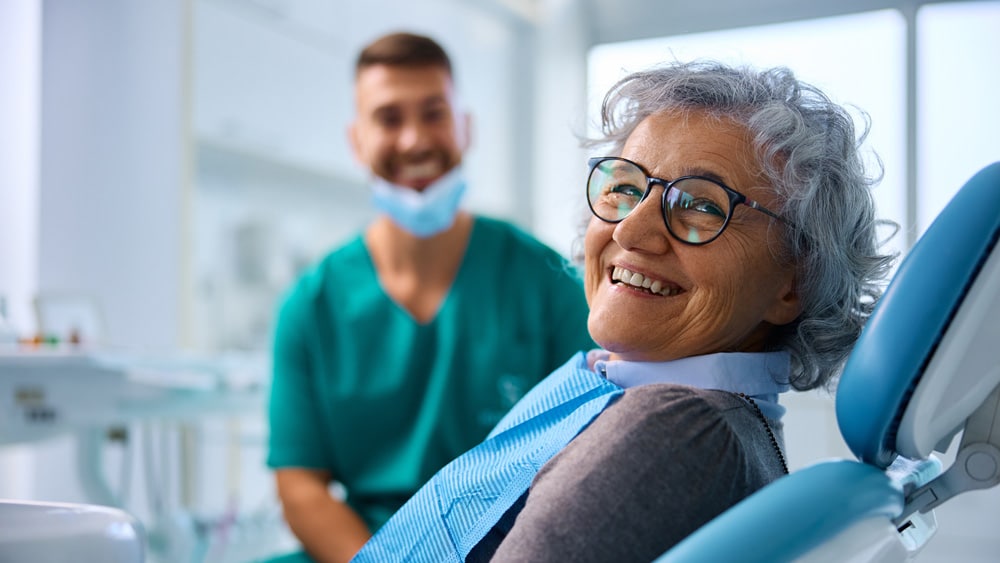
[269,281,370,560]
[276,468,372,563]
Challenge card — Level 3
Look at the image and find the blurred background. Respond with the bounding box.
[1,0,998,561]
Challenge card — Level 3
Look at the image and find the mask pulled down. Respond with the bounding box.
[370,167,467,238]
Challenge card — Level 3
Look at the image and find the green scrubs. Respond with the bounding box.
[267,216,594,534]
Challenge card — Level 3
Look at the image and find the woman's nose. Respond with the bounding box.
[611,188,673,254]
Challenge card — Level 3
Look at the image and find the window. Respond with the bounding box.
[917,2,1000,235]
[588,5,999,255]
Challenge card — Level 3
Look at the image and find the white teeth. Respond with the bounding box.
[399,161,441,180]
[611,267,678,297]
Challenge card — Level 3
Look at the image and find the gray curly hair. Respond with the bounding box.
[584,60,896,391]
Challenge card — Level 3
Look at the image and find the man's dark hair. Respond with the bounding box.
[355,32,453,77]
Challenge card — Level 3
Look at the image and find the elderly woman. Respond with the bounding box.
[351,60,894,563]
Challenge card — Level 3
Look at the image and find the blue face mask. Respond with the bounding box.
[370,166,468,238]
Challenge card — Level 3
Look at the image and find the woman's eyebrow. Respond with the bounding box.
[680,166,730,186]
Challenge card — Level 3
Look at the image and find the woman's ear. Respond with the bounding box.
[764,275,802,326]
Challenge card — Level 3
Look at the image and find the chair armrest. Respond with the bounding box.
[656,461,903,563]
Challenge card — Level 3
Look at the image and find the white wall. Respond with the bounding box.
[0,0,41,334]
[0,0,43,501]
[529,1,593,258]
[37,0,190,351]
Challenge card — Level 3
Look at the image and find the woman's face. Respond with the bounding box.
[584,109,801,362]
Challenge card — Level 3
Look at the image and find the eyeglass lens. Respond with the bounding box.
[587,158,733,244]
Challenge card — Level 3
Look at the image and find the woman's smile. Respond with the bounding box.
[608,266,683,297]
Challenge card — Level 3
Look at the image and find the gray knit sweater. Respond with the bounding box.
[474,383,787,562]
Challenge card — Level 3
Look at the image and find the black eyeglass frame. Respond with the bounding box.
[586,156,790,246]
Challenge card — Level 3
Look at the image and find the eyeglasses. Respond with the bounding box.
[586,156,787,246]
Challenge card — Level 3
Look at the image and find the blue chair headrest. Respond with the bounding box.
[837,162,1000,467]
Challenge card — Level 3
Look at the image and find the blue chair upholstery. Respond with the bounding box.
[657,161,1000,563]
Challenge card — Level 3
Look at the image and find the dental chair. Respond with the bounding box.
[657,161,1000,563]
[0,499,145,562]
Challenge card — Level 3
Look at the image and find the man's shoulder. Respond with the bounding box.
[305,236,368,277]
[321,234,368,264]
[284,235,367,300]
